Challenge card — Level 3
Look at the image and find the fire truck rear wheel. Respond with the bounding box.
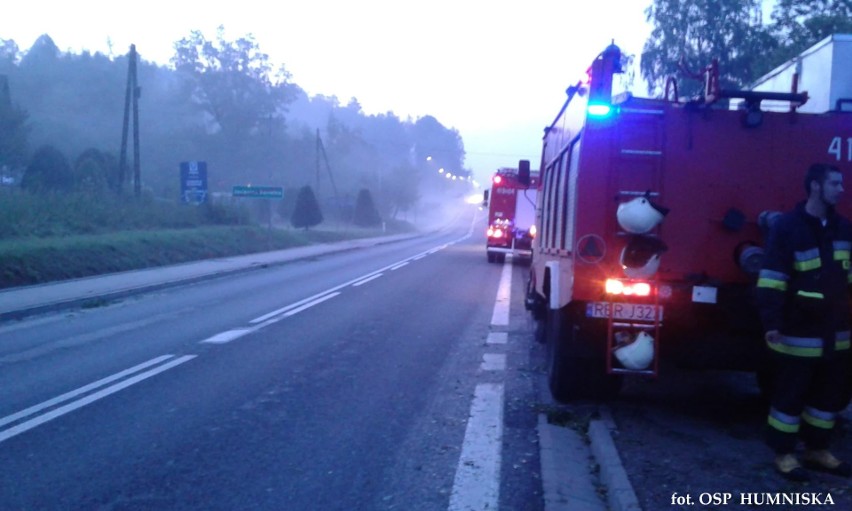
[546,305,622,402]
[487,252,497,263]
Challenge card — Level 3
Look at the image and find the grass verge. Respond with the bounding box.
[0,223,412,289]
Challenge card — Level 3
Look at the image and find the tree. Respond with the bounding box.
[73,148,110,194]
[291,185,323,230]
[641,0,777,98]
[0,75,29,173]
[352,188,382,227]
[385,164,420,219]
[21,145,73,193]
[171,26,299,140]
[0,38,20,72]
[769,0,852,63]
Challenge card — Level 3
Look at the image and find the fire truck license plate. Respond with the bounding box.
[586,302,663,321]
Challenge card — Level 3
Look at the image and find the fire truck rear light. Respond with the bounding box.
[493,228,504,238]
[529,225,537,238]
[605,279,651,296]
[629,282,652,296]
[493,175,503,185]
[605,279,624,294]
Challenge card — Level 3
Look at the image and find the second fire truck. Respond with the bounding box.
[485,165,539,263]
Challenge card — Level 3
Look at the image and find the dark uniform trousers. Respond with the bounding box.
[767,349,851,453]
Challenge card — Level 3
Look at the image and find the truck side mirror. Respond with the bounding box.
[518,160,530,187]
[482,190,489,207]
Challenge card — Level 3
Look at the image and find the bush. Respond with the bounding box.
[352,188,382,227]
[290,185,323,230]
[21,145,73,193]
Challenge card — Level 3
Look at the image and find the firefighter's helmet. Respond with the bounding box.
[620,235,667,278]
[614,331,654,370]
[616,195,669,234]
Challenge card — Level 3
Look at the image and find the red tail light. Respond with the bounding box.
[605,279,651,296]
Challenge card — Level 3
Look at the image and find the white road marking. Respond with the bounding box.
[200,328,255,345]
[448,383,505,511]
[490,259,513,326]
[486,332,508,345]
[352,274,383,287]
[480,354,507,371]
[250,290,344,324]
[0,355,175,428]
[250,240,461,325]
[412,254,427,261]
[281,292,340,317]
[0,355,196,444]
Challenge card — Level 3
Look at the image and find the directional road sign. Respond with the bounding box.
[232,185,283,199]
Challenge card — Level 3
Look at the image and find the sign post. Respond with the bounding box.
[232,185,285,244]
[180,161,208,204]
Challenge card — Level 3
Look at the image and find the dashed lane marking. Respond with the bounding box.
[490,258,513,326]
[486,332,508,345]
[352,274,383,287]
[480,353,507,371]
[448,383,505,511]
[200,328,255,345]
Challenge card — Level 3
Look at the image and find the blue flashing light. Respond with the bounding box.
[587,103,613,117]
[588,103,614,117]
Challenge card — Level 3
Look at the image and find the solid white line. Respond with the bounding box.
[0,355,175,428]
[0,355,196,444]
[390,262,409,271]
[486,332,508,345]
[448,383,504,511]
[352,274,383,287]
[282,292,340,317]
[480,354,507,371]
[200,328,254,344]
[490,259,513,326]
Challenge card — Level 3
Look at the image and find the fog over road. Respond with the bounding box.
[0,208,546,510]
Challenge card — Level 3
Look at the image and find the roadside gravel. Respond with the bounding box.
[607,370,851,511]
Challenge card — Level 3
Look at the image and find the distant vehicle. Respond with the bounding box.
[484,165,539,263]
[525,40,852,401]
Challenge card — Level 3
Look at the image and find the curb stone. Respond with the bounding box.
[538,414,607,511]
[588,416,642,511]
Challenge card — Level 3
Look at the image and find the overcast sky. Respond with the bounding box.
[2,0,656,183]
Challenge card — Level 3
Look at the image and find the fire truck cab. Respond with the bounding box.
[525,41,852,402]
[485,165,540,263]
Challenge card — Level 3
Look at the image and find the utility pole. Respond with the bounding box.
[315,130,342,227]
[119,45,141,197]
[315,128,321,198]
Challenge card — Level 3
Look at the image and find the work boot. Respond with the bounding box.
[775,453,810,482]
[802,450,852,477]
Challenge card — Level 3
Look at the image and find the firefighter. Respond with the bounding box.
[756,163,852,482]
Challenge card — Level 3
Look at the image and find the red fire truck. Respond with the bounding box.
[525,42,852,401]
[485,166,539,263]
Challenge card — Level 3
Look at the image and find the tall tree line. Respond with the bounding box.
[0,27,466,219]
[641,0,852,98]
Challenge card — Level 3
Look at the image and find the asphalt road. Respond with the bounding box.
[0,210,549,510]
